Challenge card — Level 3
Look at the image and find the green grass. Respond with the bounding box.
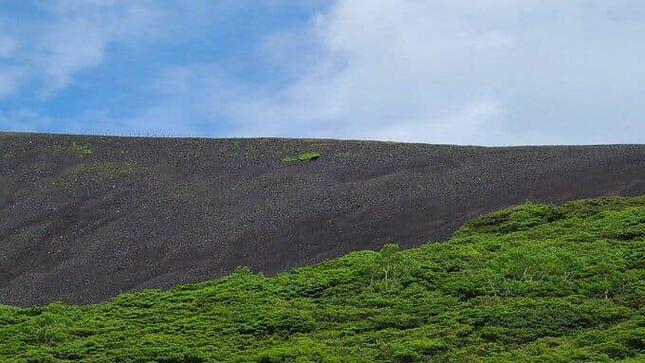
[53,161,138,190]
[1,196,644,362]
[282,152,321,164]
[70,143,93,157]
[49,143,94,157]
[168,183,199,202]
[0,150,12,161]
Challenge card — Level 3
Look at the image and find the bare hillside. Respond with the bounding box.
[1,132,643,306]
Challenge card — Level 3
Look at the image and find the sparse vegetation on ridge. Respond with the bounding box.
[0,196,643,362]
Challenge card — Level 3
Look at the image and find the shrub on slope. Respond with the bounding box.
[0,196,643,362]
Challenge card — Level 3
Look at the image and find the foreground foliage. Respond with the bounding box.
[1,196,644,362]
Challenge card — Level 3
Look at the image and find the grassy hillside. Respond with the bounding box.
[1,196,644,362]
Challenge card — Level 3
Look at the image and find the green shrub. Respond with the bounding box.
[0,196,643,362]
[282,152,321,164]
[297,152,320,161]
[70,143,93,156]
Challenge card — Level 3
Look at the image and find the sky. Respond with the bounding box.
[0,0,644,145]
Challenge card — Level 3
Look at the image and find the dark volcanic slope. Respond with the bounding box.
[1,133,644,306]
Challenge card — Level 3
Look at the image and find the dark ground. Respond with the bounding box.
[0,132,643,307]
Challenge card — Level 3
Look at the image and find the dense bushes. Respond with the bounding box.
[0,196,643,362]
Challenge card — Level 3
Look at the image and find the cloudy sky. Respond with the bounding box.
[0,0,644,145]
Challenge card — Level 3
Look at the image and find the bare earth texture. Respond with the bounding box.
[0,132,643,307]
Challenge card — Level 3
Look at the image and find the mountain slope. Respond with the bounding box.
[1,196,643,362]
[1,133,644,306]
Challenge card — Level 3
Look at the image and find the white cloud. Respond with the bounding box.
[4,0,644,145]
[370,101,505,144]
[36,1,164,96]
[216,0,645,144]
[39,19,106,95]
[0,1,168,99]
[203,0,536,143]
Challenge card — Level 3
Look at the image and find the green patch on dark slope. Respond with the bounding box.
[53,161,140,191]
[49,142,94,157]
[282,151,321,164]
[1,196,644,362]
[0,150,12,161]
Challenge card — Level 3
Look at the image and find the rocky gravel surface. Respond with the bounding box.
[1,132,644,306]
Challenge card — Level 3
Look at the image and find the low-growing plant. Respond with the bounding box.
[54,161,137,190]
[281,156,298,164]
[0,150,12,161]
[70,143,93,156]
[49,143,94,157]
[282,151,321,164]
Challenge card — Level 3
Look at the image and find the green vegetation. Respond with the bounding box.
[282,156,299,164]
[282,152,321,164]
[50,143,94,157]
[1,196,644,362]
[70,143,93,156]
[54,161,138,190]
[168,182,199,202]
[0,150,12,161]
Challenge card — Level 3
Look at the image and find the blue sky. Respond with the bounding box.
[0,0,644,145]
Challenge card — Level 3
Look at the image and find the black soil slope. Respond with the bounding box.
[1,133,644,306]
